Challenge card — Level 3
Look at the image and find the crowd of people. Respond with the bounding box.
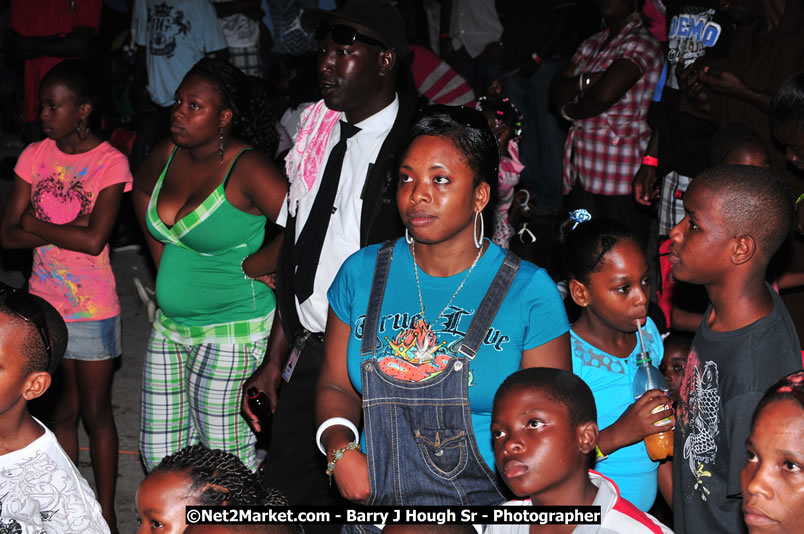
[0,0,803,533]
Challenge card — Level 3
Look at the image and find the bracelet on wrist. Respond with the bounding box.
[578,72,591,93]
[316,417,360,455]
[240,257,256,280]
[560,103,574,122]
[326,441,361,483]
[641,155,659,167]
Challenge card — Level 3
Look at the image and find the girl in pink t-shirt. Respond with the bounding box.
[0,60,131,533]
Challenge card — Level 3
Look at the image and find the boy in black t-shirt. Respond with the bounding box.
[667,164,802,534]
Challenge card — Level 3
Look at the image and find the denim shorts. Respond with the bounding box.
[64,316,122,361]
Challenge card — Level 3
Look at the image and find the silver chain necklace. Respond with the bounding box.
[411,241,484,326]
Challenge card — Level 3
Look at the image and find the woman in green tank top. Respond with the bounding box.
[132,58,288,472]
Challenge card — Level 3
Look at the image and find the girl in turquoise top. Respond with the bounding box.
[563,217,674,511]
[132,58,287,471]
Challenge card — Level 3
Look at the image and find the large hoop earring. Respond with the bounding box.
[76,119,88,140]
[219,126,224,162]
[473,211,484,249]
[405,227,413,245]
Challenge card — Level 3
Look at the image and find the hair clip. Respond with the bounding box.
[569,209,592,230]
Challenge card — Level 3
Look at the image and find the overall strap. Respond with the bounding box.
[458,250,521,360]
[360,241,395,358]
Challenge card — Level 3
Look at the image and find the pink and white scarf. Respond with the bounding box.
[284,100,341,216]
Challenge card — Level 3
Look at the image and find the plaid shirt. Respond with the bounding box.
[563,14,662,196]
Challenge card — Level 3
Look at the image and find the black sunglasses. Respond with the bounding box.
[315,23,388,50]
[0,283,53,371]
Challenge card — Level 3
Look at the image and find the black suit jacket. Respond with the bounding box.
[275,93,415,339]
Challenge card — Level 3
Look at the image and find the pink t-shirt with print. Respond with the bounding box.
[15,138,133,322]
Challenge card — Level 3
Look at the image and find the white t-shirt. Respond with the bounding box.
[0,418,110,534]
[484,471,673,534]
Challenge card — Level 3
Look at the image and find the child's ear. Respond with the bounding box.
[576,421,599,455]
[731,235,756,266]
[569,279,590,307]
[22,371,51,401]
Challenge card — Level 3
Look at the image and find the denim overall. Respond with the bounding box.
[352,242,520,524]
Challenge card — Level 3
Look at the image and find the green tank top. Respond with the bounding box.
[145,146,275,343]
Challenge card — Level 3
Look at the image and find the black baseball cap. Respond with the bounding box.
[301,0,408,59]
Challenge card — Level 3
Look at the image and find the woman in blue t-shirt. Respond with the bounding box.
[315,105,571,516]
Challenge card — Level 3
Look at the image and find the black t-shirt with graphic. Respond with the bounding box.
[673,287,801,533]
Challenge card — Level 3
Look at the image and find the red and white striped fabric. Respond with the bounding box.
[562,14,662,197]
[410,44,476,107]
[485,470,673,533]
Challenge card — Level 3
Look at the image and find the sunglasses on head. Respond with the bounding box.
[0,283,52,372]
[315,23,388,50]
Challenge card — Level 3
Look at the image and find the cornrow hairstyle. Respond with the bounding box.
[152,445,288,507]
[494,367,597,428]
[187,58,279,156]
[475,95,524,140]
[0,288,68,376]
[751,370,804,427]
[560,217,635,284]
[770,72,804,130]
[708,122,768,165]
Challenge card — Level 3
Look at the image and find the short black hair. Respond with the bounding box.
[0,291,67,376]
[770,72,804,130]
[751,370,804,428]
[694,164,793,259]
[560,218,636,284]
[494,368,597,428]
[663,330,693,354]
[709,122,768,165]
[404,105,499,188]
[151,445,288,506]
[186,58,279,156]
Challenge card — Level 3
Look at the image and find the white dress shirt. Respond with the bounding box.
[277,95,399,333]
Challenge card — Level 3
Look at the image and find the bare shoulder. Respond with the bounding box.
[133,139,175,195]
[232,148,287,188]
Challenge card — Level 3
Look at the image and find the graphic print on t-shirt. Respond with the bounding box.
[356,305,511,384]
[32,168,92,224]
[678,347,721,501]
[147,3,191,58]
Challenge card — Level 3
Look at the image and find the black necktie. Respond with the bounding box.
[294,120,361,303]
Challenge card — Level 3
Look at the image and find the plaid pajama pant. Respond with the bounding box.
[139,329,267,471]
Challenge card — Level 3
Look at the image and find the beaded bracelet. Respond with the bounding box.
[326,442,361,483]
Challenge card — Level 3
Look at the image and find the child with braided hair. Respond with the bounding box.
[135,445,289,533]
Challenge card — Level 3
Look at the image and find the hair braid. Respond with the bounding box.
[153,445,288,506]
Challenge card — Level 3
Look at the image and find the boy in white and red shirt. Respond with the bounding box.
[486,368,672,533]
